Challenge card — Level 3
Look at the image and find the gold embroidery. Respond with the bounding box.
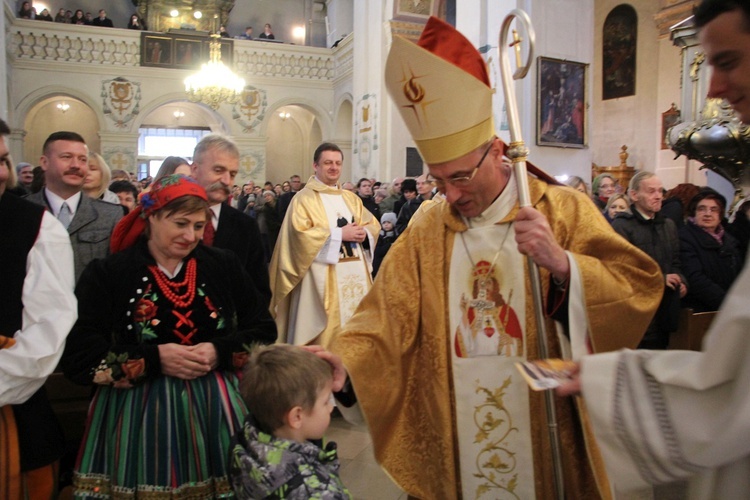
[472,376,520,499]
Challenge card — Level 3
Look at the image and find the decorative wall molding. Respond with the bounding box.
[655,0,699,38]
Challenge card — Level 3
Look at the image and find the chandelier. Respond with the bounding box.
[184,31,245,109]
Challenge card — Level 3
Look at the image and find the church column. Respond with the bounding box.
[8,129,27,165]
[99,132,140,176]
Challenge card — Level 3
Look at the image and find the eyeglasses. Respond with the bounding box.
[696,205,721,214]
[427,140,494,189]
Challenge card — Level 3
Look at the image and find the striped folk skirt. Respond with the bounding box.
[73,371,246,499]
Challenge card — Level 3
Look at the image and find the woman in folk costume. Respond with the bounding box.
[330,16,662,499]
[62,175,276,498]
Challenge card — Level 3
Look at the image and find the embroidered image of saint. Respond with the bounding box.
[455,260,523,358]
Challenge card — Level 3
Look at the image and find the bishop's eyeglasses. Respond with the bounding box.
[426,139,494,189]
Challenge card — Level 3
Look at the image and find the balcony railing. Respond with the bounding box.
[6,17,347,82]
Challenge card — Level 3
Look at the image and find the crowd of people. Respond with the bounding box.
[2,0,750,498]
[17,2,128,28]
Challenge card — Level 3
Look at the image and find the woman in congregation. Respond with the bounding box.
[82,152,120,204]
[591,173,617,210]
[604,193,629,224]
[679,188,742,312]
[62,175,277,497]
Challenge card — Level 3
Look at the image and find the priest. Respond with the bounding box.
[269,142,379,347]
[330,16,663,499]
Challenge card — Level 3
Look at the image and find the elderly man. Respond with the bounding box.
[269,143,379,348]
[556,1,750,498]
[612,171,687,349]
[190,134,271,303]
[0,118,77,498]
[15,162,33,193]
[329,17,662,499]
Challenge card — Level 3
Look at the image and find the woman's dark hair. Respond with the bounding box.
[401,178,417,194]
[687,187,727,217]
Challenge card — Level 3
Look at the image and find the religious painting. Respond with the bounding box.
[537,57,587,148]
[141,35,172,67]
[603,4,637,100]
[393,0,435,22]
[174,39,202,69]
[661,103,681,149]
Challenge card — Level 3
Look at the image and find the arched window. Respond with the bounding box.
[603,4,637,100]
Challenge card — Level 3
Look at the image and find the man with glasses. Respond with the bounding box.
[329,16,662,500]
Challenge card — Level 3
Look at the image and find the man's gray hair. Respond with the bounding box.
[629,171,656,193]
[193,134,239,164]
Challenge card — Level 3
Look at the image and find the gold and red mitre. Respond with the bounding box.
[385,16,495,164]
[472,260,494,279]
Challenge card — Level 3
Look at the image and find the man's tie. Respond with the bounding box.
[58,202,72,229]
[203,219,215,246]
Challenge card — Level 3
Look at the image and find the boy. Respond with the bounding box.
[372,211,397,277]
[231,345,351,499]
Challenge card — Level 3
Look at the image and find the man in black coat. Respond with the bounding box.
[613,171,687,349]
[91,9,114,27]
[190,135,271,304]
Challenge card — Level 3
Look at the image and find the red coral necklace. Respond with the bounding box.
[147,258,197,309]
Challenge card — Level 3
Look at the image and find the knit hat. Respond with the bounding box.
[381,212,397,226]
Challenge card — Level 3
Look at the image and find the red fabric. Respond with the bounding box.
[110,175,208,253]
[202,220,215,247]
[417,16,490,87]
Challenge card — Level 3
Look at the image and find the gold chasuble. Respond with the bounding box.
[269,176,380,347]
[331,175,664,499]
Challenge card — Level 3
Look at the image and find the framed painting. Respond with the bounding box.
[537,56,588,148]
[174,38,203,68]
[393,0,435,23]
[141,34,173,67]
[661,103,681,149]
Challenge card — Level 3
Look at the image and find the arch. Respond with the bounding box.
[14,85,104,131]
[20,93,101,162]
[133,93,230,133]
[333,93,353,140]
[260,97,332,138]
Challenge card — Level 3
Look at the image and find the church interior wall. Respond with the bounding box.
[23,96,100,159]
[592,0,688,190]
[2,0,722,192]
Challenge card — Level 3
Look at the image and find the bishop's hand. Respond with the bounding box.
[514,206,570,282]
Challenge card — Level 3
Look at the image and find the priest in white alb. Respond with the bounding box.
[269,142,379,347]
[556,2,750,498]
[329,16,663,500]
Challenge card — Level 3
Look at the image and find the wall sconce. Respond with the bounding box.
[292,26,305,39]
[170,9,179,17]
[173,110,185,119]
[193,11,202,19]
[279,112,291,121]
[57,102,70,113]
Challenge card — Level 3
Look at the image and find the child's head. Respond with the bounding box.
[241,345,334,441]
[381,212,397,232]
